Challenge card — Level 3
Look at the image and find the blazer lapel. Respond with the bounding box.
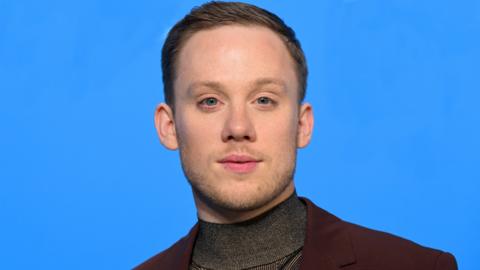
[163,224,199,270]
[299,197,357,270]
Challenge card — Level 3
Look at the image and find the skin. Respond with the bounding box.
[155,25,314,224]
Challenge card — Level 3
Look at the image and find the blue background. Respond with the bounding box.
[1,0,478,269]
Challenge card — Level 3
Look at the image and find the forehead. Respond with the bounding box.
[174,25,298,98]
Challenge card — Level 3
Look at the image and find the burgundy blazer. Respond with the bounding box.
[134,197,457,270]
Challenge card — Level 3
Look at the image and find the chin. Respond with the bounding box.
[221,190,271,211]
[193,179,291,212]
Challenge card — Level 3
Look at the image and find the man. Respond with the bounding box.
[135,2,457,269]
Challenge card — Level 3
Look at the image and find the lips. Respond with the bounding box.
[218,154,262,174]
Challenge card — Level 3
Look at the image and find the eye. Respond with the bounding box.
[198,97,221,111]
[256,96,274,105]
[199,97,218,107]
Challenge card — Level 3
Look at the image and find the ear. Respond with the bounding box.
[297,102,314,148]
[154,103,178,150]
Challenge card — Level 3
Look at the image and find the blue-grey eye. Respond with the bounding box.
[257,96,272,105]
[202,97,218,106]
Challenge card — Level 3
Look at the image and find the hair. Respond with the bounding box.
[161,1,308,108]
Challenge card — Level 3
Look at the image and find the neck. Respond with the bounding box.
[193,182,295,224]
[191,191,307,269]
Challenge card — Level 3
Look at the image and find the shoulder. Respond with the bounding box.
[301,197,457,270]
[133,225,198,270]
[133,239,183,270]
[342,220,457,270]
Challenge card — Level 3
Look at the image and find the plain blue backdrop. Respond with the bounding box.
[1,0,478,269]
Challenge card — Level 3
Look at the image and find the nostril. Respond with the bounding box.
[226,134,251,141]
[221,117,256,142]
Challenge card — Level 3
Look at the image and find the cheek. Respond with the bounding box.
[176,113,221,150]
[257,113,298,155]
[260,110,297,139]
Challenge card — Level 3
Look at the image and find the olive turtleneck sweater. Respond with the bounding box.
[190,192,307,270]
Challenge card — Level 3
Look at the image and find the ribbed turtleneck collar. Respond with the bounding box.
[191,192,307,270]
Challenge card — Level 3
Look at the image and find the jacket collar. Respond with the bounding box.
[158,197,356,270]
[299,197,356,269]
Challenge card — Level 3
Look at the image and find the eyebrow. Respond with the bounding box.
[187,77,287,96]
[187,81,223,96]
[252,78,287,90]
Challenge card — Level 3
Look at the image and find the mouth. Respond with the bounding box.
[217,154,262,174]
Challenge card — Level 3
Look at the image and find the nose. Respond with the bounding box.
[221,105,257,142]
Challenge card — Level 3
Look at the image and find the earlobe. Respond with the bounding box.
[297,103,314,148]
[154,103,179,150]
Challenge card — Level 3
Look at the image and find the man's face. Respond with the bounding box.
[157,25,313,216]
